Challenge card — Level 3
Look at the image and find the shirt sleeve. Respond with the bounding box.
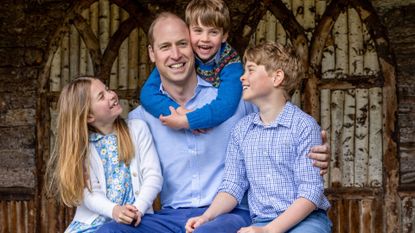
[139,67,179,118]
[293,118,325,207]
[217,123,249,203]
[186,62,243,130]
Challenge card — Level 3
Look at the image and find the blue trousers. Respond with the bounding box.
[252,209,332,233]
[96,207,251,233]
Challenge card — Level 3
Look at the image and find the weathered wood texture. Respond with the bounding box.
[0,0,412,232]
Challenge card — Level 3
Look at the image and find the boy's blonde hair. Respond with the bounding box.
[45,76,134,207]
[243,41,304,99]
[185,0,231,34]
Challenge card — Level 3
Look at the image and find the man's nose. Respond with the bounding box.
[170,46,182,59]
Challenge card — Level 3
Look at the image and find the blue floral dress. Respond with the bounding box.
[65,133,136,233]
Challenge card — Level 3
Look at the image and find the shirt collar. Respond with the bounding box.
[158,75,213,100]
[252,101,295,128]
[89,132,116,142]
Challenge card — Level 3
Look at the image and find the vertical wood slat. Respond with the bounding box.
[401,196,415,233]
[109,3,120,89]
[89,1,99,74]
[265,11,276,42]
[128,28,139,90]
[320,89,331,188]
[50,47,62,92]
[99,0,110,54]
[79,9,90,76]
[61,33,70,87]
[354,89,369,187]
[360,199,373,233]
[118,10,129,90]
[330,90,344,187]
[138,28,149,89]
[255,17,266,44]
[368,87,383,187]
[362,23,379,75]
[334,11,349,75]
[348,7,364,75]
[303,0,314,40]
[69,26,80,80]
[342,89,355,187]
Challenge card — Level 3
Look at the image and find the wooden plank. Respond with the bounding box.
[362,23,379,75]
[69,26,80,80]
[89,1,99,74]
[255,17,266,44]
[348,7,364,75]
[128,28,139,90]
[401,196,415,233]
[60,33,70,87]
[50,47,61,92]
[341,89,355,187]
[360,199,373,233]
[334,11,349,75]
[303,0,315,40]
[349,199,360,233]
[109,3,120,89]
[330,90,344,187]
[99,0,110,54]
[118,10,129,90]
[320,89,331,188]
[368,87,383,187]
[265,11,277,42]
[354,89,369,187]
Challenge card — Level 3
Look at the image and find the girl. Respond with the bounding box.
[46,76,163,232]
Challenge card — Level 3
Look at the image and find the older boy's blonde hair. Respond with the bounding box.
[45,76,134,207]
[185,0,231,34]
[243,41,304,99]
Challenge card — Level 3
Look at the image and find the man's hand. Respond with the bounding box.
[159,106,190,129]
[308,130,331,175]
[112,204,140,225]
[185,215,210,233]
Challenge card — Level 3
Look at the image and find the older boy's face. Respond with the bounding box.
[240,61,274,102]
[189,20,228,62]
[148,16,195,86]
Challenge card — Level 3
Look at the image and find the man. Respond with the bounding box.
[97,12,330,233]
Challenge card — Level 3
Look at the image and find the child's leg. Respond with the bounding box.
[287,209,332,233]
[193,208,251,233]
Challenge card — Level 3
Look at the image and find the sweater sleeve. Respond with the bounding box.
[129,120,163,215]
[186,62,243,130]
[140,67,179,118]
[83,159,117,219]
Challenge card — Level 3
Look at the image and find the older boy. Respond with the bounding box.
[186,42,332,233]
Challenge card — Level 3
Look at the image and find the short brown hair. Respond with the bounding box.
[243,41,304,98]
[185,0,231,34]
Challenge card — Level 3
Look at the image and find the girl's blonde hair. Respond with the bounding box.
[45,76,134,207]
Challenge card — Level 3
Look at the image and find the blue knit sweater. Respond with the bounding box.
[140,42,243,130]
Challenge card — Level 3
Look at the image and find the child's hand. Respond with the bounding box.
[112,204,139,225]
[159,106,190,129]
[132,210,143,227]
[185,215,210,233]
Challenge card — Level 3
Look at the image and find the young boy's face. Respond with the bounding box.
[189,20,228,62]
[240,61,275,103]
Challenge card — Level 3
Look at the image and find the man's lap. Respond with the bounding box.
[96,207,251,233]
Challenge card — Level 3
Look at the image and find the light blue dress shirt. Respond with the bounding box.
[129,77,255,209]
[218,102,331,221]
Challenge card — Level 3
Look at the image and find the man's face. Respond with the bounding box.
[148,16,196,86]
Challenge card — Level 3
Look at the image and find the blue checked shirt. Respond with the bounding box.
[218,102,330,220]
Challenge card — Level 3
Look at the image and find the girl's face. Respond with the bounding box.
[88,79,122,133]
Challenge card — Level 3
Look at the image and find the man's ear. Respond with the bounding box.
[272,69,284,87]
[148,45,155,62]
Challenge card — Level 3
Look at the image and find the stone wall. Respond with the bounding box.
[0,1,69,194]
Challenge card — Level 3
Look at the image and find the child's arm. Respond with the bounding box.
[140,67,179,118]
[186,62,243,129]
[130,120,163,216]
[186,192,238,232]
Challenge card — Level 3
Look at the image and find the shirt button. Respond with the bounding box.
[135,191,139,195]
[132,172,137,177]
